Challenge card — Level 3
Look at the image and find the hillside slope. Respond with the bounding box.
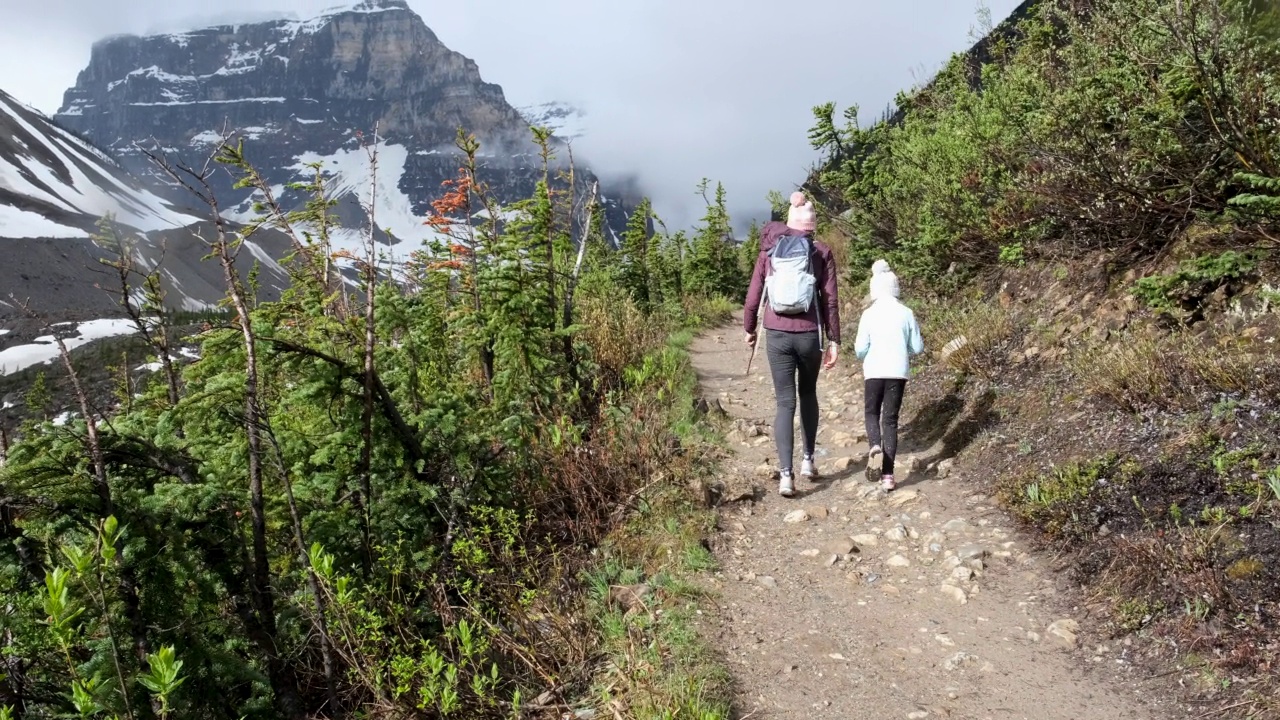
[0,88,292,321]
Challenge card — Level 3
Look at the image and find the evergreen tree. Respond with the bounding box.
[740,220,762,280]
[685,180,743,299]
[616,198,653,307]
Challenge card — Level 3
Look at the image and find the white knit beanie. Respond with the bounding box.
[872,259,891,275]
[869,271,900,300]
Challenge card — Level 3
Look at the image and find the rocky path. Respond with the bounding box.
[691,316,1184,720]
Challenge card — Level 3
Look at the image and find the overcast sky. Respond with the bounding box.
[0,0,1022,228]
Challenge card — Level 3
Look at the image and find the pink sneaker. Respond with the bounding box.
[881,474,897,492]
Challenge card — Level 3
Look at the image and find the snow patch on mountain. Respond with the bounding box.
[0,206,88,240]
[221,140,453,268]
[0,319,139,376]
[519,102,588,141]
[0,90,199,236]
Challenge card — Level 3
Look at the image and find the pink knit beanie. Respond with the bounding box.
[786,191,817,233]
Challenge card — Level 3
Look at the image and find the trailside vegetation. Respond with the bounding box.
[808,0,1280,286]
[0,126,742,719]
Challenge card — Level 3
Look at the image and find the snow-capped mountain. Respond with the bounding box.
[519,102,588,142]
[55,0,634,248]
[0,88,292,320]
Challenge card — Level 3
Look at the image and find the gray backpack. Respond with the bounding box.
[765,234,817,315]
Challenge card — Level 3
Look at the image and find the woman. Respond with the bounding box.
[743,192,841,498]
[854,268,923,492]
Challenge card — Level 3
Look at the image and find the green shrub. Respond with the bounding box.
[1131,251,1258,320]
[999,454,1137,539]
[808,0,1280,288]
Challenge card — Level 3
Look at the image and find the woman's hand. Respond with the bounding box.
[823,343,839,369]
[745,332,757,347]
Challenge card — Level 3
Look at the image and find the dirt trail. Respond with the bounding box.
[691,314,1185,720]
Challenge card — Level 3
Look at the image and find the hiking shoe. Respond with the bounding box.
[866,445,883,482]
[881,474,897,493]
[800,456,817,479]
[779,472,796,498]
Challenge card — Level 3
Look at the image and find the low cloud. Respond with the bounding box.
[2,0,1023,229]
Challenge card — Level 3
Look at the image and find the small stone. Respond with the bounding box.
[1027,631,1042,642]
[1047,619,1079,649]
[882,584,901,596]
[951,567,975,582]
[928,543,943,554]
[908,712,930,719]
[943,651,978,671]
[825,554,840,567]
[855,484,881,500]
[784,510,810,524]
[808,506,830,519]
[833,456,854,472]
[824,539,857,556]
[885,525,909,542]
[957,546,988,561]
[852,533,880,547]
[939,584,969,604]
[937,459,955,478]
[935,634,956,647]
[800,548,821,557]
[889,489,920,506]
[907,528,920,540]
[942,518,970,534]
[758,576,778,589]
[731,522,747,533]
[608,583,653,612]
[753,463,777,480]
[887,554,911,568]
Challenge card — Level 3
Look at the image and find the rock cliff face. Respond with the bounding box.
[55,0,629,253]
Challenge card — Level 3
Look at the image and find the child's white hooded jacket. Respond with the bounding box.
[854,272,924,379]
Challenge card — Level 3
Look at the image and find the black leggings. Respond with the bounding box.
[766,330,822,473]
[864,378,906,476]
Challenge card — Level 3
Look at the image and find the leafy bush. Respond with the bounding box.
[998,243,1025,266]
[808,0,1280,288]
